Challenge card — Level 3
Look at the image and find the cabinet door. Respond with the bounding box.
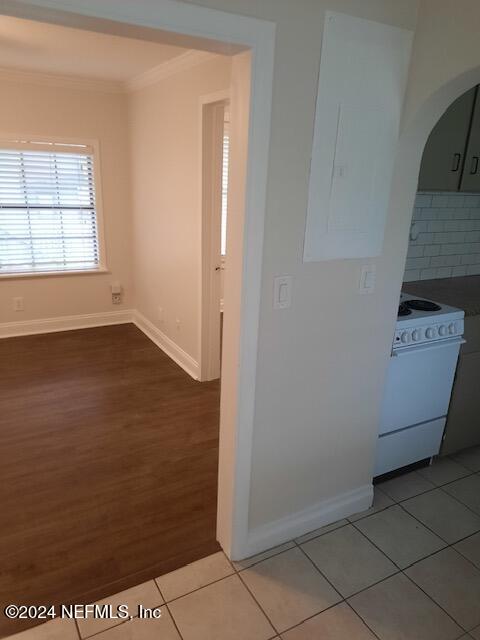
[418,87,476,192]
[460,88,480,192]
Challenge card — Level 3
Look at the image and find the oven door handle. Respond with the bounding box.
[392,337,465,357]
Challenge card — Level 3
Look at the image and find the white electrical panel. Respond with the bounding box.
[303,12,413,262]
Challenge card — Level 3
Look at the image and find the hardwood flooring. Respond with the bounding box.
[0,324,220,636]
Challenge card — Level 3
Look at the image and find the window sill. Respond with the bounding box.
[0,268,110,280]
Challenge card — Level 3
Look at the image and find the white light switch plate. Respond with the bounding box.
[273,275,293,309]
[359,264,376,294]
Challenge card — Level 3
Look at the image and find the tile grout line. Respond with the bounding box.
[388,477,480,576]
[437,482,480,520]
[349,517,403,572]
[398,497,480,553]
[295,475,480,635]
[154,571,236,606]
[80,619,130,639]
[297,533,422,604]
[294,538,345,597]
[359,485,480,576]
[295,521,350,544]
[152,578,185,640]
[346,489,394,524]
[75,587,165,640]
[221,485,480,637]
[293,539,387,640]
[399,540,480,628]
[27,463,480,640]
[401,571,469,635]
[396,501,451,547]
[232,545,296,572]
[343,599,384,640]
[237,541,368,639]
[373,474,480,635]
[50,535,476,640]
[350,513,471,636]
[357,498,480,598]
[234,565,282,638]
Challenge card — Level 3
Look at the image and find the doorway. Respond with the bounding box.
[200,93,230,382]
[0,0,275,625]
[400,83,480,457]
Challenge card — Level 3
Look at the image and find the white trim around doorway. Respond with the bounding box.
[3,0,276,561]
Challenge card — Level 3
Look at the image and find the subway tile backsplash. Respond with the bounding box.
[403,191,480,282]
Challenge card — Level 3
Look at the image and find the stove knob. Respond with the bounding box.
[425,327,436,339]
[449,322,457,335]
[400,331,411,344]
[438,325,447,337]
[412,329,421,342]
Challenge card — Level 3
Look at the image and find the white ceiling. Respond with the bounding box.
[0,16,190,82]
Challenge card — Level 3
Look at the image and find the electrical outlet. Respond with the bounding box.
[175,317,181,330]
[158,306,164,323]
[112,293,122,305]
[13,296,24,312]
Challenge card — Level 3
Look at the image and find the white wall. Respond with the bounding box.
[178,0,418,535]
[404,191,480,282]
[0,78,133,322]
[128,55,231,362]
[176,0,480,540]
[4,0,480,557]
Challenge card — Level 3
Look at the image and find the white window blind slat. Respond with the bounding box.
[221,125,229,257]
[0,144,100,274]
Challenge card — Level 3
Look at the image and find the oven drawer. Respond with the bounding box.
[379,338,462,435]
[374,418,445,477]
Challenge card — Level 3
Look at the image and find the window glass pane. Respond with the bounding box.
[221,122,229,257]
[0,145,100,274]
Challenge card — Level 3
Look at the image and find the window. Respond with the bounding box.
[0,139,102,276]
[221,119,229,257]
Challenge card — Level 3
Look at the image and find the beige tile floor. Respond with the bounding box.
[7,445,480,640]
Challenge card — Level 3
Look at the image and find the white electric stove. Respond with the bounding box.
[375,292,465,477]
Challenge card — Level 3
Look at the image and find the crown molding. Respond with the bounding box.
[0,50,220,95]
[0,65,124,94]
[126,50,218,92]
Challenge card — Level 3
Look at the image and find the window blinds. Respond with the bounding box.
[0,141,100,275]
[221,126,229,257]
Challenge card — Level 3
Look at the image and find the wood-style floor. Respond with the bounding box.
[0,324,220,636]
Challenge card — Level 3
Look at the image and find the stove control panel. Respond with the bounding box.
[393,319,464,348]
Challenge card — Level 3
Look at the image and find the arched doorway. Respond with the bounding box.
[376,70,480,478]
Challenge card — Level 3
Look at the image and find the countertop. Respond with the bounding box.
[403,275,480,317]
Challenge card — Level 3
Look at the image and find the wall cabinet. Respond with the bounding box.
[418,86,480,192]
[459,94,480,192]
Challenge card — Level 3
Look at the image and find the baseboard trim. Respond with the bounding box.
[0,310,134,338]
[0,308,200,380]
[133,311,200,380]
[238,484,373,560]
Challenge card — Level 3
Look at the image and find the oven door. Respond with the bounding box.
[379,337,464,435]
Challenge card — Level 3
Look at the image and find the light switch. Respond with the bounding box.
[273,275,292,309]
[359,264,376,294]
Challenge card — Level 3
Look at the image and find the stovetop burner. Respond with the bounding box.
[405,299,442,312]
[398,302,412,317]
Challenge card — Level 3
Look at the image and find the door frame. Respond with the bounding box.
[199,90,230,382]
[4,0,276,560]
